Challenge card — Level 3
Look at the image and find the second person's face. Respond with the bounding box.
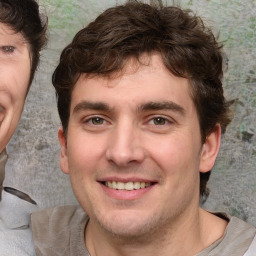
[0,23,31,152]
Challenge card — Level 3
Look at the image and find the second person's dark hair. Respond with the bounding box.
[0,0,47,86]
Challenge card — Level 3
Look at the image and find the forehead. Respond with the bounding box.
[0,22,27,45]
[71,54,194,108]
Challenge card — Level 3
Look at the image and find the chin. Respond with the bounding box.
[96,211,161,240]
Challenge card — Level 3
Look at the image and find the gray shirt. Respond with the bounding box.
[31,205,256,256]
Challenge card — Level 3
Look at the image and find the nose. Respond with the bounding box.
[105,122,146,167]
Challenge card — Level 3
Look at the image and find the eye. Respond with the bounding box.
[91,117,105,125]
[150,117,169,125]
[86,116,106,125]
[82,115,110,132]
[1,45,15,54]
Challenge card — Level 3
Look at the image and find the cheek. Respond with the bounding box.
[16,62,31,96]
[146,132,201,191]
[67,137,102,211]
[147,133,196,169]
[67,134,106,176]
[6,63,31,110]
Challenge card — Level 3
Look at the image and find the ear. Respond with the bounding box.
[199,124,221,173]
[58,127,70,174]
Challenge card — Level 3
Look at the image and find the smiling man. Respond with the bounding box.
[31,1,256,255]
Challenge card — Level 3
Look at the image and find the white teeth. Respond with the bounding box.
[105,181,152,190]
[134,182,141,190]
[117,182,125,190]
[106,181,112,188]
[112,181,117,189]
[125,182,134,191]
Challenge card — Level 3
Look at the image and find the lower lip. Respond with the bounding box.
[99,182,155,200]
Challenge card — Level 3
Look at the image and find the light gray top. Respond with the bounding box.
[0,190,38,256]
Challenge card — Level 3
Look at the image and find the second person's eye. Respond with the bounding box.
[1,45,15,54]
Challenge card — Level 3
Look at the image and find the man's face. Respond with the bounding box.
[59,54,219,238]
[0,23,31,152]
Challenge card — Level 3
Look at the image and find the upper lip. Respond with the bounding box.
[97,177,157,183]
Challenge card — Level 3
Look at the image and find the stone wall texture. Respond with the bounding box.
[4,0,256,225]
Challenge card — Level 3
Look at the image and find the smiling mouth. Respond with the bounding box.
[104,181,153,191]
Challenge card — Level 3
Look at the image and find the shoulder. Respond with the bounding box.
[0,224,36,256]
[208,215,256,255]
[244,233,256,256]
[225,216,256,254]
[226,215,256,239]
[31,204,88,236]
[31,205,89,256]
[31,204,87,229]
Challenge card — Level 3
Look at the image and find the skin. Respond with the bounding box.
[0,23,31,153]
[58,54,227,256]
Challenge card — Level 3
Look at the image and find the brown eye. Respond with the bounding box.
[153,117,167,125]
[91,117,105,125]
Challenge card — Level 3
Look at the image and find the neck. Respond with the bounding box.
[85,208,227,256]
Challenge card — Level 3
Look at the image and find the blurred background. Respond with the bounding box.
[4,0,256,225]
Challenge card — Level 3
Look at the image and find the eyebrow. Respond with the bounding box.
[73,100,185,116]
[73,101,112,114]
[138,101,185,115]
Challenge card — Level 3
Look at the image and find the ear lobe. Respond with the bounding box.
[199,124,221,173]
[58,127,70,174]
